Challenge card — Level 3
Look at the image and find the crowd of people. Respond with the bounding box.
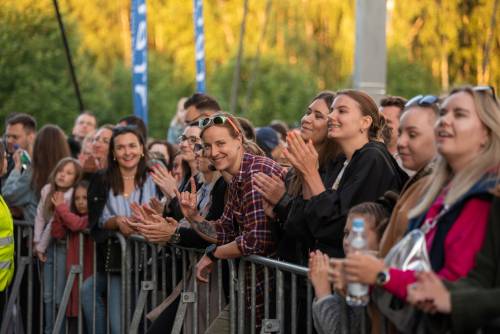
[0,86,498,334]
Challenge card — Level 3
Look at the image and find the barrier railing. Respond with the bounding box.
[4,220,357,334]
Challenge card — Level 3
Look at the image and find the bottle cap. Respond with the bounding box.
[352,218,365,231]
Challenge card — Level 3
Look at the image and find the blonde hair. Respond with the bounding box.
[410,86,500,218]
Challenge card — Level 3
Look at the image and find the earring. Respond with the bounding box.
[113,156,116,161]
[141,153,144,157]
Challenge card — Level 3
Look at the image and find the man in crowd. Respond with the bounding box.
[69,111,97,157]
[184,93,221,125]
[379,96,407,165]
[3,113,37,179]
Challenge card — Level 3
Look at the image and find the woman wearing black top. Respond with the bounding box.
[254,91,340,265]
[284,89,408,258]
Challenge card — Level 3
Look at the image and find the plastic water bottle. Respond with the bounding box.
[346,218,369,307]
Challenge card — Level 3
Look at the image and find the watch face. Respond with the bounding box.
[376,271,387,285]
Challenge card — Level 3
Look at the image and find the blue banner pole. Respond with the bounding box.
[131,0,148,124]
[193,0,206,93]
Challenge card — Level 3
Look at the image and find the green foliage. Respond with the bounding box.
[208,56,318,126]
[0,5,109,134]
[1,0,498,138]
[386,47,440,98]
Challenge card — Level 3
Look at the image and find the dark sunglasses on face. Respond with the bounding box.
[405,95,439,108]
[198,115,241,135]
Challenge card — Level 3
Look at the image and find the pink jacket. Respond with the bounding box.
[33,184,73,254]
[384,196,491,300]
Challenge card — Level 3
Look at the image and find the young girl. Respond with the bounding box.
[309,200,392,334]
[33,157,82,334]
[51,180,93,328]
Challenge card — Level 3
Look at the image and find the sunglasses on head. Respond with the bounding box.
[473,85,497,103]
[405,95,439,108]
[198,115,241,135]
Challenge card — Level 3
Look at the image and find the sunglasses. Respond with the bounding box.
[473,85,497,103]
[198,115,241,135]
[405,95,439,108]
[177,135,200,145]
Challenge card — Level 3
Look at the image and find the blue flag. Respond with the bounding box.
[131,0,148,124]
[193,0,206,93]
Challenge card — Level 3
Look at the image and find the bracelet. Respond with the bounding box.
[169,226,181,245]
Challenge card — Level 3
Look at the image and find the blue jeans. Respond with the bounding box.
[43,243,67,334]
[81,273,122,334]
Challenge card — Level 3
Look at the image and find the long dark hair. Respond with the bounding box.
[70,179,89,214]
[288,91,340,196]
[31,125,71,195]
[106,126,149,196]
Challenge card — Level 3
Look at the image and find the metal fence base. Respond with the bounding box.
[0,257,30,334]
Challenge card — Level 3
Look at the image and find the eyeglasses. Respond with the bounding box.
[198,115,241,135]
[177,135,200,145]
[193,143,203,153]
[473,85,497,103]
[405,95,439,108]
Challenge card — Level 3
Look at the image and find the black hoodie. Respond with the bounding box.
[284,141,408,260]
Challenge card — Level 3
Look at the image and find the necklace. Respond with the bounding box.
[122,175,135,180]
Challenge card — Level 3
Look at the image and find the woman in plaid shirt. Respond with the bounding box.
[177,112,286,331]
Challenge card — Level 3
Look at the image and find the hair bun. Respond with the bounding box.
[376,190,399,213]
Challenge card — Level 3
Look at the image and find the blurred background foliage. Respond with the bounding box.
[0,0,498,138]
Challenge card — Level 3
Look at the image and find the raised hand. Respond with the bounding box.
[116,216,136,237]
[308,250,332,299]
[407,271,450,314]
[135,215,178,244]
[283,131,319,176]
[253,172,286,206]
[175,177,199,221]
[262,199,276,219]
[51,191,65,207]
[12,149,22,171]
[328,258,347,297]
[148,197,165,215]
[82,154,100,173]
[150,163,178,198]
[344,252,385,285]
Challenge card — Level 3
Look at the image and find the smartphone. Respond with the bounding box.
[20,150,31,170]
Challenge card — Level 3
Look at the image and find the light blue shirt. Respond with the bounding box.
[99,176,157,227]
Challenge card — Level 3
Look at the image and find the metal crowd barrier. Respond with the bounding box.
[3,220,362,334]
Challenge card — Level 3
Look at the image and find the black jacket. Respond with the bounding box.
[274,159,341,265]
[87,171,117,273]
[286,141,408,260]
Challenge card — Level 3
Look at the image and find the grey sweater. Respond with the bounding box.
[312,293,365,334]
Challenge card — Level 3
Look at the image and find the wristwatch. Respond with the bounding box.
[376,269,390,286]
[169,226,181,245]
[205,244,218,262]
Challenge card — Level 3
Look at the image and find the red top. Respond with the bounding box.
[384,194,491,300]
[51,204,93,317]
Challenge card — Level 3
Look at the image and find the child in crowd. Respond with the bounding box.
[51,180,93,330]
[33,157,82,334]
[309,200,392,334]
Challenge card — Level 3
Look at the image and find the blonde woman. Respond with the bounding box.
[343,86,499,322]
